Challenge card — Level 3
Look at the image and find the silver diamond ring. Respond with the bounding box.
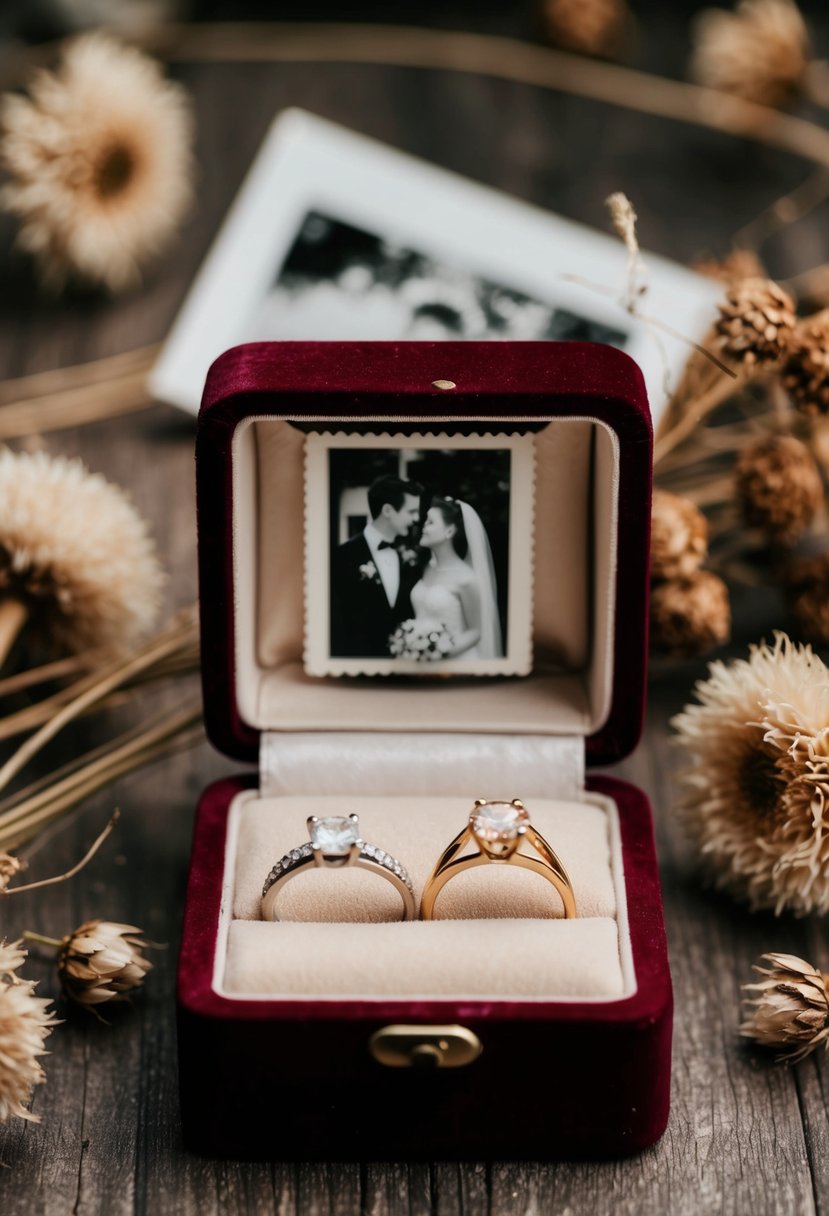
[260,814,416,922]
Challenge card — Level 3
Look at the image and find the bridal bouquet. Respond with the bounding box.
[389,619,454,661]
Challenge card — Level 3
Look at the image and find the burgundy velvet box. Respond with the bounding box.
[178,340,672,1160]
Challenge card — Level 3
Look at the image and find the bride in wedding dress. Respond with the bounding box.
[410,496,503,660]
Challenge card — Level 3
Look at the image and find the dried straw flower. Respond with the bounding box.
[782,310,829,417]
[542,0,632,58]
[0,940,59,1122]
[786,553,829,646]
[0,852,25,891]
[650,570,730,659]
[735,434,824,544]
[741,952,829,1061]
[651,489,708,580]
[715,277,797,368]
[58,920,152,1009]
[0,448,164,665]
[0,33,193,292]
[672,633,829,915]
[690,0,810,108]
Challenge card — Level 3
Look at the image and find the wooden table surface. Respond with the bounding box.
[1,10,828,1213]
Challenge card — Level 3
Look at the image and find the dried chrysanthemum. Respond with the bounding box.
[672,633,829,915]
[693,248,767,285]
[651,490,708,580]
[0,852,25,891]
[0,940,59,1122]
[690,0,810,108]
[650,570,730,659]
[735,434,824,544]
[0,32,194,292]
[715,277,796,368]
[542,0,632,58]
[786,553,829,646]
[782,310,829,417]
[741,952,829,1061]
[0,447,164,665]
[58,920,152,1009]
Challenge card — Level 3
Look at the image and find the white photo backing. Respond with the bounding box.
[304,432,534,677]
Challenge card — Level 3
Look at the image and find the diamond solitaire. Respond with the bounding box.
[309,814,360,857]
[470,799,529,845]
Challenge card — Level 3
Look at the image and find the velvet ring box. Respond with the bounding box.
[178,340,672,1160]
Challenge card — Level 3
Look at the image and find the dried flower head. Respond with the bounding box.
[0,852,25,891]
[650,570,730,659]
[691,0,810,108]
[715,277,796,368]
[542,0,632,58]
[0,33,193,292]
[693,248,767,285]
[0,448,164,656]
[786,553,829,646]
[741,952,829,1061]
[0,940,59,1122]
[735,434,824,544]
[651,489,708,580]
[782,310,829,417]
[58,920,152,1009]
[672,633,829,915]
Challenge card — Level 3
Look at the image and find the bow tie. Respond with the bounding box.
[377,540,397,551]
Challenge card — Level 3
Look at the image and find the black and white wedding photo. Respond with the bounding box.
[304,431,534,677]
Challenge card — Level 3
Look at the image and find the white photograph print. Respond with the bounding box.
[304,432,534,677]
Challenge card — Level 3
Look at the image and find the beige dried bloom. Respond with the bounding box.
[691,0,810,108]
[0,448,164,656]
[0,32,194,292]
[58,920,152,1009]
[786,553,829,647]
[782,310,829,417]
[672,633,829,915]
[543,0,632,58]
[715,277,796,368]
[650,570,730,660]
[741,952,829,1061]
[735,434,824,544]
[0,940,59,1122]
[0,852,25,891]
[693,248,767,285]
[651,490,708,580]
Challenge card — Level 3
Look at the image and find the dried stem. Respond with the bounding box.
[654,373,753,466]
[3,810,119,896]
[0,598,28,669]
[0,651,99,699]
[22,931,63,950]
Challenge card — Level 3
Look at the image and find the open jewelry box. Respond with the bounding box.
[178,340,672,1160]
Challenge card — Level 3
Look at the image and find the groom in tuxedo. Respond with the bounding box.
[331,475,423,658]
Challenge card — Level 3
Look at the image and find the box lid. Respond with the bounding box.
[196,340,652,768]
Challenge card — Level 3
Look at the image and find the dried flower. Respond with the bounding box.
[672,633,829,915]
[786,553,829,646]
[741,952,829,1061]
[0,852,25,891]
[650,570,730,659]
[0,33,193,292]
[693,248,767,285]
[0,448,164,661]
[690,0,810,108]
[0,940,59,1122]
[651,490,708,580]
[715,277,796,368]
[735,435,824,544]
[782,310,829,416]
[542,0,632,58]
[58,920,152,1008]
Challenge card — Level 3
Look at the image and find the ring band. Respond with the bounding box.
[419,798,576,921]
[261,813,416,922]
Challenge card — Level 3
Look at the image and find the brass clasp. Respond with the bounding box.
[369,1024,482,1069]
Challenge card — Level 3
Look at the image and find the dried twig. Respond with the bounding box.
[2,810,119,896]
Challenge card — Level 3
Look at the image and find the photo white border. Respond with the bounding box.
[304,431,534,678]
[149,107,721,424]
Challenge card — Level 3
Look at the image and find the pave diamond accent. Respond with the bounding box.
[470,799,529,843]
[310,815,360,856]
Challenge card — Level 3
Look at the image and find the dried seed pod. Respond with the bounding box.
[650,569,730,659]
[735,434,824,544]
[651,490,708,580]
[741,952,829,1061]
[57,920,153,1009]
[782,310,829,417]
[715,277,796,368]
[690,0,810,108]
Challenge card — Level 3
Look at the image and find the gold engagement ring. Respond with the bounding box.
[261,813,416,922]
[419,799,576,921]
